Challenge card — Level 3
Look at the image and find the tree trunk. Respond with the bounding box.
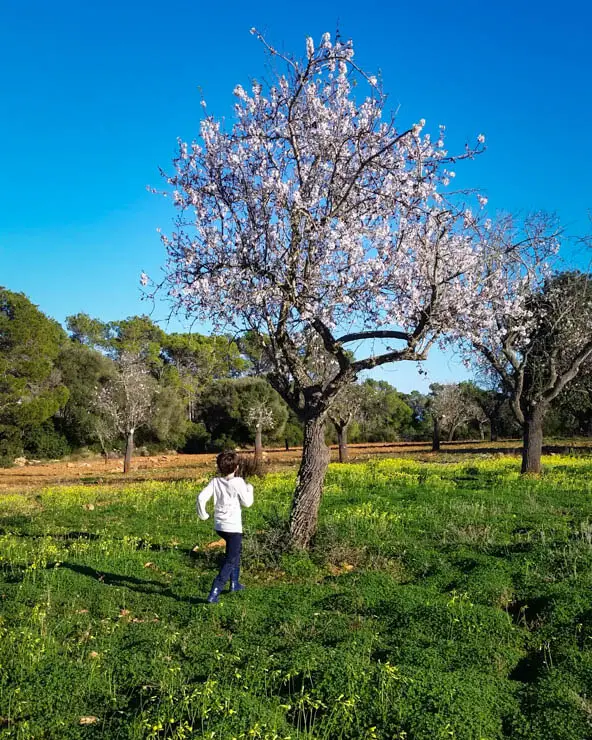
[447,425,456,443]
[337,424,349,463]
[285,438,289,451]
[432,417,441,452]
[289,415,330,549]
[96,430,109,464]
[254,425,263,464]
[521,405,545,474]
[490,417,498,442]
[123,430,134,474]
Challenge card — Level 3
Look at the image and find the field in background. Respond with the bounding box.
[2,438,592,491]
[2,455,592,738]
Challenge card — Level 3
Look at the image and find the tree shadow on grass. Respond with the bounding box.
[0,516,35,533]
[0,529,103,541]
[55,561,209,605]
[0,528,204,561]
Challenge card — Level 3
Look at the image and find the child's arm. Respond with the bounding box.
[237,479,254,509]
[196,480,215,520]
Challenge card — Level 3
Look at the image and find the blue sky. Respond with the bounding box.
[1,0,590,392]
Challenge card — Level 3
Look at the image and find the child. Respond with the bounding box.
[196,450,254,603]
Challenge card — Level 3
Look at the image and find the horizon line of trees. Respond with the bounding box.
[1,286,591,469]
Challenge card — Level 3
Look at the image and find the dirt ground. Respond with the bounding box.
[1,439,589,492]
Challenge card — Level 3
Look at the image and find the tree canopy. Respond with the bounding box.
[154,29,531,547]
[0,289,68,461]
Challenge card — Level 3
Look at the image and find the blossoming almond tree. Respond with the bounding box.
[459,241,592,474]
[154,30,529,547]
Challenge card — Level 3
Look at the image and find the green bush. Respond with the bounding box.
[180,421,211,453]
[22,421,71,459]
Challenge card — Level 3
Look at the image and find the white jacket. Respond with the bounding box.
[196,475,254,533]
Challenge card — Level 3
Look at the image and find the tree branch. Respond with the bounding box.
[337,329,411,344]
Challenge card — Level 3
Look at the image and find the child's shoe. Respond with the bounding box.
[206,584,222,603]
[229,568,245,592]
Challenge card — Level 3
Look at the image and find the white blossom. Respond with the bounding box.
[156,31,541,403]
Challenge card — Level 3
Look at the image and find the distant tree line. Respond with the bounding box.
[0,286,591,468]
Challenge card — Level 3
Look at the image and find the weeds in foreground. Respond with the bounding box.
[1,455,592,738]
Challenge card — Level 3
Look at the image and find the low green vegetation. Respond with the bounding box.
[2,456,592,738]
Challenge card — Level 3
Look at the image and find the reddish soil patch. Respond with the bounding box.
[0,439,588,492]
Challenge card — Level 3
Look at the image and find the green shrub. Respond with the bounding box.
[22,421,70,459]
[180,421,211,453]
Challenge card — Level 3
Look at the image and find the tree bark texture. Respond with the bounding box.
[521,405,545,474]
[123,430,134,474]
[289,415,330,549]
[432,418,441,452]
[337,425,349,463]
[254,425,263,463]
[490,416,500,442]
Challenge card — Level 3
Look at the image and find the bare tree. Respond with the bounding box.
[93,414,117,463]
[328,384,364,462]
[431,383,487,442]
[246,401,276,464]
[94,353,156,473]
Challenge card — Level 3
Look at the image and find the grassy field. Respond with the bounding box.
[2,456,592,739]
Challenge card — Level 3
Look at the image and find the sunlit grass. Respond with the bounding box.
[1,455,592,738]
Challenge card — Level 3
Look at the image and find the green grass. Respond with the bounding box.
[2,456,592,739]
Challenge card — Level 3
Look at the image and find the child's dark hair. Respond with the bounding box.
[216,450,239,476]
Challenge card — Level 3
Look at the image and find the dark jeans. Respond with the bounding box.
[213,530,242,589]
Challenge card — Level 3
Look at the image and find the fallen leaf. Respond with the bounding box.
[79,716,98,725]
[119,609,130,617]
[88,651,100,659]
[76,609,89,614]
[143,562,154,568]
[206,539,225,550]
[83,503,95,511]
[328,562,355,576]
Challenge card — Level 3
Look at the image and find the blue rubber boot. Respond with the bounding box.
[206,581,222,603]
[229,568,245,592]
